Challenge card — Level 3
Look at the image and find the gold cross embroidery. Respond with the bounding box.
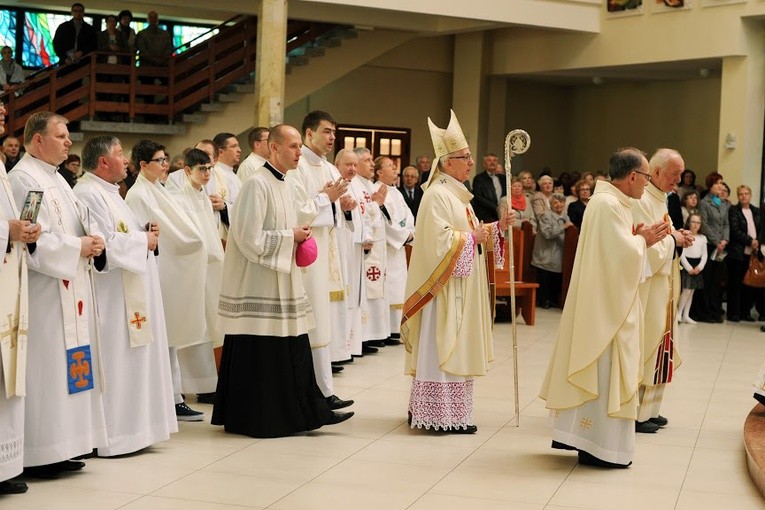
[0,313,17,349]
[579,417,593,430]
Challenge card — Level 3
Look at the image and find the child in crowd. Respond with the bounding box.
[677,213,707,324]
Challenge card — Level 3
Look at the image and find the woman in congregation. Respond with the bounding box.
[508,176,535,228]
[531,193,572,309]
[726,185,761,322]
[696,173,730,323]
[565,179,591,230]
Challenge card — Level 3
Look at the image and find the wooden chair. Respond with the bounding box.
[490,227,539,325]
[521,220,537,283]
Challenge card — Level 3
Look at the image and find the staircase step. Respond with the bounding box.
[218,93,241,103]
[304,47,326,58]
[80,120,186,135]
[235,83,255,93]
[182,113,206,123]
[200,102,223,112]
[317,37,342,49]
[288,55,309,67]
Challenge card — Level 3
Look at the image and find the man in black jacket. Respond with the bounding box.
[399,165,423,220]
[471,153,506,222]
[53,3,97,65]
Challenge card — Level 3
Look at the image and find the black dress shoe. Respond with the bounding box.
[551,440,577,451]
[23,460,85,479]
[368,340,387,348]
[351,353,364,359]
[649,415,668,427]
[326,411,354,425]
[446,424,477,434]
[727,315,740,323]
[361,344,378,354]
[72,449,97,460]
[754,392,765,406]
[0,479,27,494]
[383,338,402,346]
[331,365,344,374]
[326,395,354,410]
[760,325,765,333]
[577,450,631,469]
[196,392,215,404]
[56,460,86,472]
[743,316,756,322]
[334,358,354,365]
[407,411,413,426]
[635,420,660,433]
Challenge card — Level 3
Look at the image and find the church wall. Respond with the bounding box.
[503,77,721,179]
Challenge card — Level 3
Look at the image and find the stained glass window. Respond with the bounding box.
[0,10,15,51]
[22,12,94,67]
[172,25,217,53]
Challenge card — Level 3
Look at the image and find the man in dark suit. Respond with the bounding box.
[399,165,423,220]
[471,153,506,222]
[415,154,431,185]
[53,3,97,65]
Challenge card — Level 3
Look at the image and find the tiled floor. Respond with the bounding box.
[7,309,765,509]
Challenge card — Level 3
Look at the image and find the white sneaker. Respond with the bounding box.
[684,316,697,325]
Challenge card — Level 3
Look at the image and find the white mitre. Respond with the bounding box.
[423,109,469,190]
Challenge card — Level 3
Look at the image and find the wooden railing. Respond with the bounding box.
[0,16,340,137]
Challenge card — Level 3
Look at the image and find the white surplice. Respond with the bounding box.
[0,161,29,481]
[237,152,267,184]
[360,178,389,341]
[74,173,177,457]
[381,185,415,335]
[9,153,108,467]
[286,146,347,396]
[167,180,224,393]
[341,177,373,357]
[204,162,241,242]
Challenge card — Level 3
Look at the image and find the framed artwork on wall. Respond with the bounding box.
[606,0,644,17]
[652,0,693,12]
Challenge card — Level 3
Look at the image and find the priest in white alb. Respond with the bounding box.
[402,110,510,434]
[0,102,40,495]
[374,155,415,345]
[286,110,355,411]
[237,127,270,183]
[9,112,108,478]
[74,136,177,456]
[213,124,353,437]
[540,148,669,468]
[125,139,208,421]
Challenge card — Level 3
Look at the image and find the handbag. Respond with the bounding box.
[743,253,765,288]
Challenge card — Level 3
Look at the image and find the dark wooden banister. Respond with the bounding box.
[0,16,343,137]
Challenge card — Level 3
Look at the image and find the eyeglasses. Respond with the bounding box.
[450,154,473,162]
[150,157,169,164]
[634,171,651,178]
[192,165,213,173]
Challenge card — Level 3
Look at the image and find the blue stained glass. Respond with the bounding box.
[22,12,94,67]
[0,10,16,50]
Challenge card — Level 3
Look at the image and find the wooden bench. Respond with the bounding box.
[489,227,539,326]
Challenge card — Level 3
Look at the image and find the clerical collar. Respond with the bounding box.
[81,171,120,192]
[216,161,234,173]
[264,161,285,181]
[23,153,58,175]
[301,145,325,165]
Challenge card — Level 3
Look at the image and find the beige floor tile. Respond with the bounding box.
[549,480,679,510]
[682,447,759,495]
[45,458,194,494]
[457,446,576,479]
[410,493,545,509]
[429,470,563,504]
[12,482,141,510]
[120,495,262,509]
[152,471,301,507]
[675,490,765,510]
[268,481,422,510]
[203,450,340,481]
[310,458,450,489]
[350,437,474,468]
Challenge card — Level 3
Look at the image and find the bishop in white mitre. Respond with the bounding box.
[9,112,108,477]
[74,136,177,456]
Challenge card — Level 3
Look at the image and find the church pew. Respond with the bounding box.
[491,227,539,326]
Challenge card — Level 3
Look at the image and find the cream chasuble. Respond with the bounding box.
[402,172,498,378]
[74,173,177,457]
[125,174,207,349]
[9,153,108,467]
[540,181,647,419]
[218,164,314,336]
[631,183,682,421]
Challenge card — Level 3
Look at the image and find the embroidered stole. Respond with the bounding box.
[86,175,153,347]
[363,183,386,300]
